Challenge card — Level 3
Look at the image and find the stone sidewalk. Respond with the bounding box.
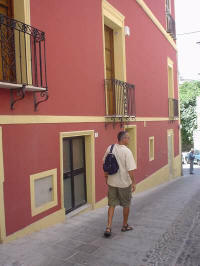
[1,167,200,266]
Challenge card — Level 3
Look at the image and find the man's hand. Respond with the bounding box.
[128,170,136,192]
[132,183,136,192]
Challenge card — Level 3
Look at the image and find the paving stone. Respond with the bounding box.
[67,251,130,266]
[61,262,83,266]
[68,232,99,244]
[76,243,99,254]
[56,239,84,249]
[37,244,77,261]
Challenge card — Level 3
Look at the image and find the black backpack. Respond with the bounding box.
[103,144,119,175]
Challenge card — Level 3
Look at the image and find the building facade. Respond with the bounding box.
[0,0,181,243]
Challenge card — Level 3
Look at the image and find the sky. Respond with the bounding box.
[175,0,200,81]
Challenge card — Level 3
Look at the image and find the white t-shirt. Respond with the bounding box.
[103,144,136,188]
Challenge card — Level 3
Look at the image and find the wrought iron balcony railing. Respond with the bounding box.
[166,12,176,40]
[0,13,48,110]
[169,98,179,120]
[104,79,136,118]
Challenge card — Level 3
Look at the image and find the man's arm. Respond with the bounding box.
[128,170,136,192]
[103,146,110,184]
[104,172,108,184]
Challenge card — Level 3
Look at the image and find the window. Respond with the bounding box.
[125,125,137,168]
[166,0,176,39]
[166,0,171,13]
[30,169,58,216]
[102,0,126,81]
[102,1,136,118]
[0,0,14,82]
[149,137,154,161]
[0,0,48,110]
[168,63,174,99]
[104,25,115,115]
[167,58,177,119]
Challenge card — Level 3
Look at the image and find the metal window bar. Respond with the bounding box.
[168,98,179,119]
[0,13,47,89]
[173,98,179,117]
[166,12,176,40]
[105,79,136,118]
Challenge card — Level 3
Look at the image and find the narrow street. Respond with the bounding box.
[1,165,200,266]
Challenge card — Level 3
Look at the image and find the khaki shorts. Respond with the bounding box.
[108,185,132,207]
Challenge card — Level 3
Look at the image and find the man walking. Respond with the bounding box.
[189,148,195,174]
[103,131,136,237]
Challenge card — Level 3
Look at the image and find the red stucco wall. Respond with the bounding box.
[2,120,179,236]
[0,0,178,118]
[0,0,180,236]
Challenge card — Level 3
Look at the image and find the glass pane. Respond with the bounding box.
[72,138,84,170]
[63,178,72,211]
[35,175,53,208]
[63,139,71,173]
[74,173,86,207]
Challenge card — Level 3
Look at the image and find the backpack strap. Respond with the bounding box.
[110,144,115,153]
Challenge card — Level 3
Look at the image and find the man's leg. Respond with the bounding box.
[107,206,115,228]
[190,162,193,174]
[104,186,118,236]
[123,206,130,226]
[119,186,133,231]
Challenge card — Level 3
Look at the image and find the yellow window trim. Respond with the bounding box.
[102,0,124,28]
[149,136,155,161]
[30,168,58,217]
[60,130,96,212]
[136,0,177,51]
[0,127,6,243]
[167,57,174,109]
[167,129,174,176]
[167,57,174,68]
[14,0,30,24]
[124,125,137,168]
[102,0,126,81]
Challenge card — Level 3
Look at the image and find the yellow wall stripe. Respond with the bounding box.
[0,115,178,125]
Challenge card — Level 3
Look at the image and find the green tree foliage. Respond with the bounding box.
[180,81,200,151]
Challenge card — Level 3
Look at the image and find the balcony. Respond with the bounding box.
[166,13,176,40]
[104,79,136,122]
[169,98,179,120]
[0,13,48,110]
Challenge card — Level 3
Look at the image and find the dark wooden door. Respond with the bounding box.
[0,0,16,82]
[63,137,87,214]
[104,25,115,115]
[0,0,13,17]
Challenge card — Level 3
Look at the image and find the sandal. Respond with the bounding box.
[104,227,112,238]
[121,224,133,232]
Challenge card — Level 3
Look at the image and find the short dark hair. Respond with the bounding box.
[117,131,127,142]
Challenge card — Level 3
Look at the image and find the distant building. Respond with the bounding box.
[193,97,200,150]
[179,76,199,85]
